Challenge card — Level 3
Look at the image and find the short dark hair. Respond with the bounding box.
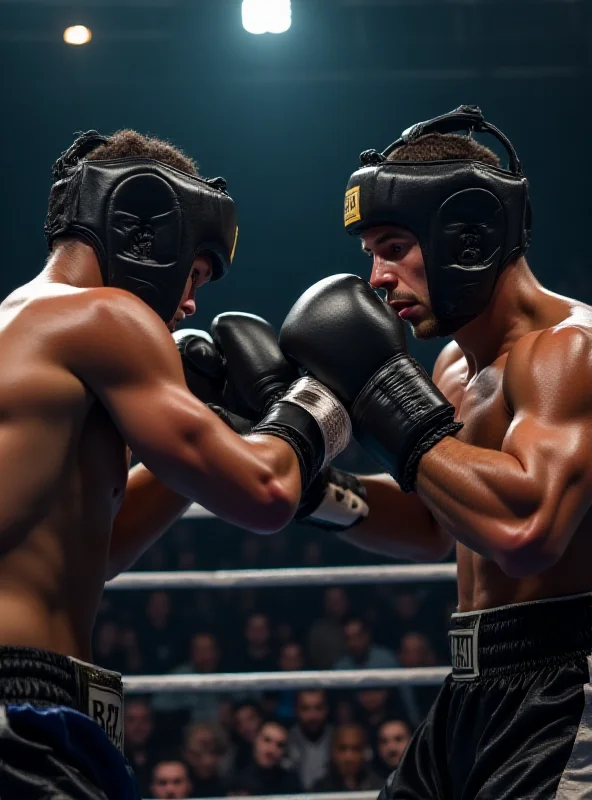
[388,132,500,168]
[377,718,412,737]
[343,615,369,632]
[332,723,367,747]
[47,129,198,252]
[151,754,192,778]
[233,700,263,715]
[86,129,199,175]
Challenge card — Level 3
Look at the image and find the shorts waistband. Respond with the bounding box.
[449,592,592,681]
[0,646,124,750]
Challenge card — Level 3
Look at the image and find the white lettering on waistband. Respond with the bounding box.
[449,614,481,681]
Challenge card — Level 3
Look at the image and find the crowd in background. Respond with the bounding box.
[98,470,456,799]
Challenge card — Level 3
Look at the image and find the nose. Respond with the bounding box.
[180,296,196,317]
[369,256,399,293]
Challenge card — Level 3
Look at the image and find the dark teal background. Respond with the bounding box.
[1,0,589,369]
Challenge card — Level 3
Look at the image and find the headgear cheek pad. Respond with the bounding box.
[45,131,239,324]
[343,105,532,336]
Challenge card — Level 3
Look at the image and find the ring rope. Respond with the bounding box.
[124,667,450,693]
[149,794,378,800]
[148,794,378,800]
[107,563,457,590]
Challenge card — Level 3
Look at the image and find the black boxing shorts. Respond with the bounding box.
[0,646,140,800]
[380,592,592,800]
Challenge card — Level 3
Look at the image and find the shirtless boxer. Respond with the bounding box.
[0,129,350,799]
[275,105,592,799]
[194,106,592,798]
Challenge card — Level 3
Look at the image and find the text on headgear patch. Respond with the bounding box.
[344,186,361,226]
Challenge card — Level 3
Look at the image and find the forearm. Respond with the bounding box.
[416,437,548,572]
[107,464,192,579]
[158,426,302,535]
[338,474,453,561]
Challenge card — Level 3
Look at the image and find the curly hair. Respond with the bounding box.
[46,129,199,252]
[86,128,199,175]
[388,132,500,167]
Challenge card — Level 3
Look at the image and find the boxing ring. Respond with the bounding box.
[108,503,456,800]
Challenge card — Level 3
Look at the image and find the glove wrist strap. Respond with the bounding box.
[352,354,463,492]
[253,378,351,490]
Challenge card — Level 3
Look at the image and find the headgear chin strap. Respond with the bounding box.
[344,105,532,336]
[45,131,239,324]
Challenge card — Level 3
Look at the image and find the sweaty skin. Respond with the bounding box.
[340,226,592,611]
[419,299,592,609]
[0,262,301,661]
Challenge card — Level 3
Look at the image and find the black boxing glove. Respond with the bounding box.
[208,313,350,490]
[173,329,226,406]
[280,274,462,492]
[297,467,369,531]
[174,328,254,434]
[211,312,298,417]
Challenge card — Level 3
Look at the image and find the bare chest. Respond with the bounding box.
[438,356,512,451]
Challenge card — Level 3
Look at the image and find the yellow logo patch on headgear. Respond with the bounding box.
[230,225,239,262]
[344,186,361,226]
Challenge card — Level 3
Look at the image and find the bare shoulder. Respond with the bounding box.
[26,287,177,380]
[505,305,592,414]
[432,339,465,383]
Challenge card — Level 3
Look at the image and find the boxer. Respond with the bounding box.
[0,129,350,799]
[276,105,592,799]
[204,106,592,798]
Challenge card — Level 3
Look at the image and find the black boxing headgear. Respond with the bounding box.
[343,106,532,336]
[45,131,239,323]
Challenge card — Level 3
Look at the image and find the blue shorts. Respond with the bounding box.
[0,647,140,800]
[0,704,140,800]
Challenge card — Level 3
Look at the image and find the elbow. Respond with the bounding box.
[494,519,562,579]
[247,476,299,535]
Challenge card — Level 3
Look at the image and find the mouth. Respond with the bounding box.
[389,300,420,320]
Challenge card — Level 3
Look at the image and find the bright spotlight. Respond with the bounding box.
[242,0,291,35]
[63,25,92,46]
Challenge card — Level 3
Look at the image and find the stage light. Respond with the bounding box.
[64,25,92,46]
[242,0,291,35]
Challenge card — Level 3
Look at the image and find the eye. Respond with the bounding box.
[391,244,403,255]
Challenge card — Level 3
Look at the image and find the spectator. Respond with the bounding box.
[182,723,226,797]
[308,587,349,669]
[397,631,441,720]
[335,617,398,671]
[354,689,397,748]
[373,719,413,779]
[312,724,383,792]
[288,690,333,790]
[278,641,305,672]
[235,612,276,673]
[264,642,306,722]
[150,757,193,800]
[398,631,438,667]
[228,720,302,795]
[139,591,181,674]
[124,698,159,797]
[230,701,263,774]
[335,617,422,727]
[152,632,228,724]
